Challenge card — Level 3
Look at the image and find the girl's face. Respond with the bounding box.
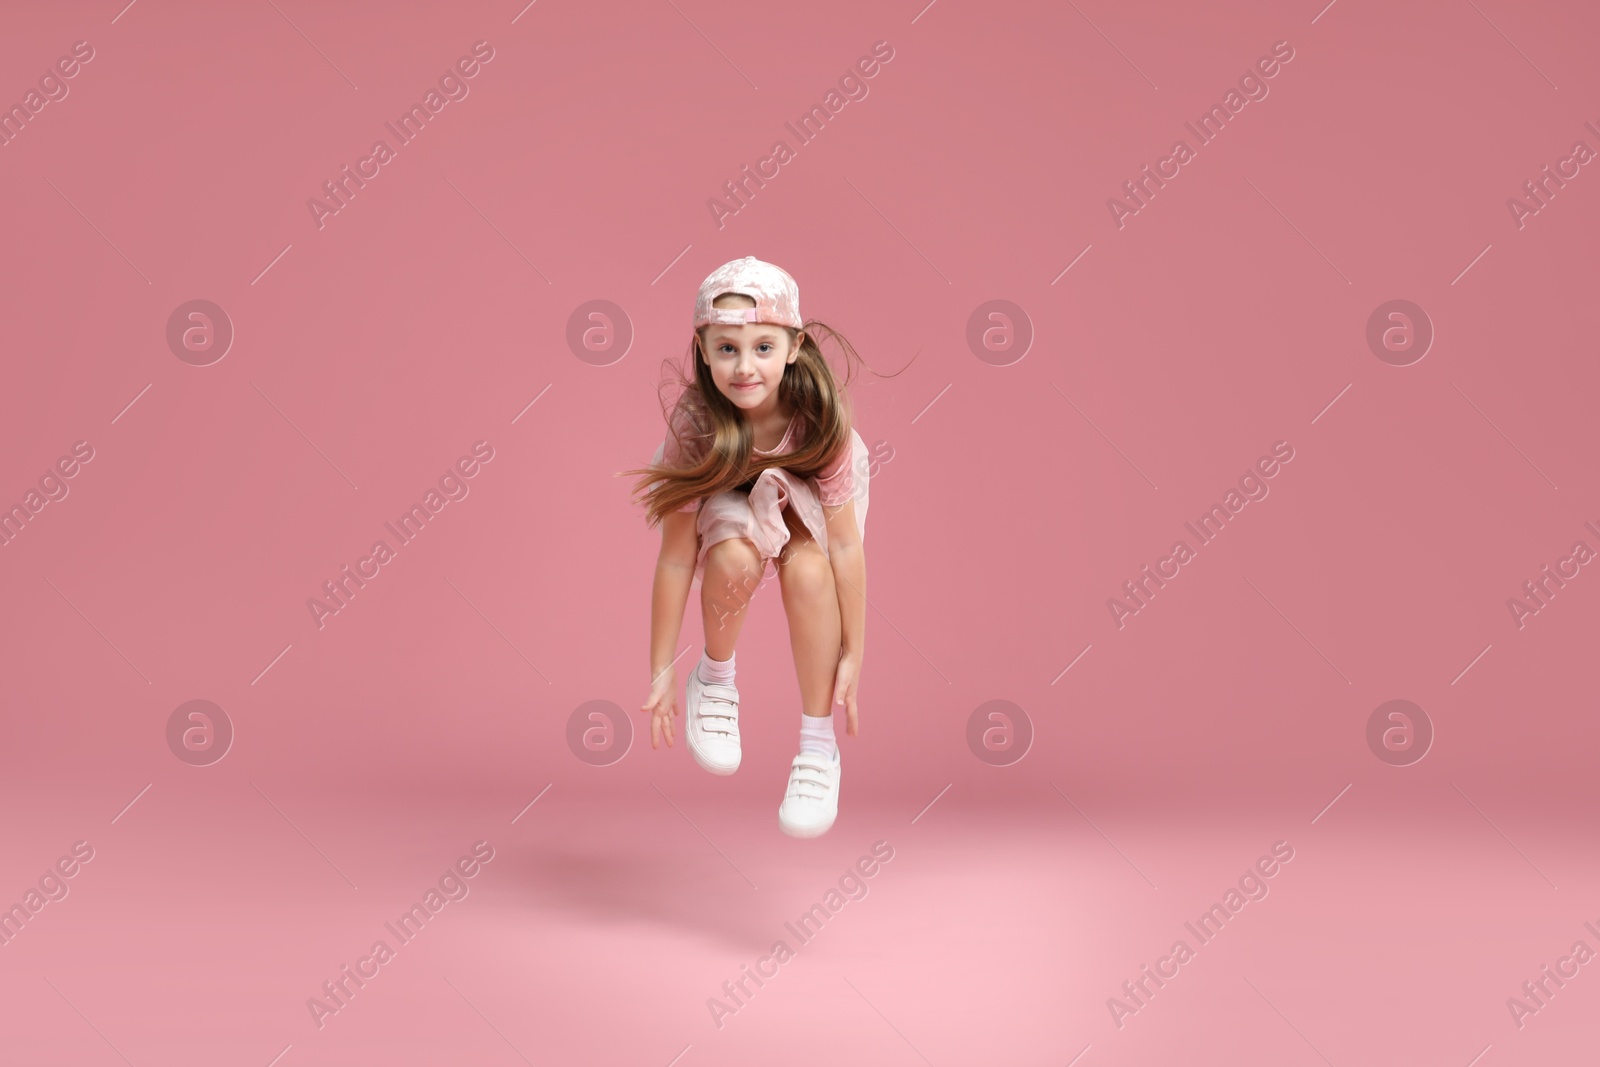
[698,308,804,416]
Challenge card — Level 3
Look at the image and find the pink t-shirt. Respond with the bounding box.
[657,404,854,514]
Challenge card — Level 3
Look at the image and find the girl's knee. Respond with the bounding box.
[777,545,833,600]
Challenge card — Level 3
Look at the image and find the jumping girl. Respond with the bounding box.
[622,256,876,838]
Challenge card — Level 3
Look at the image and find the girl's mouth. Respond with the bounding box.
[732,382,761,390]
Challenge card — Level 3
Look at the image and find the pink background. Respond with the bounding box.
[2,0,1598,1063]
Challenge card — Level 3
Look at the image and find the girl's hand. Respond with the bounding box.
[832,650,862,737]
[640,666,679,749]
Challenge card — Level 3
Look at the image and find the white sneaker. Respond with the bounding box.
[684,668,741,775]
[778,747,841,838]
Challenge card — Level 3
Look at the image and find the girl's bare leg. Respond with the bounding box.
[700,536,766,660]
[775,508,842,718]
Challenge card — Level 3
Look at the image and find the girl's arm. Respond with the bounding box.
[822,499,865,655]
[650,508,701,683]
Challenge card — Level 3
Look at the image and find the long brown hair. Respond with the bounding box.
[622,305,903,528]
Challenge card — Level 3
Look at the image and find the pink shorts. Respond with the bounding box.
[685,428,870,592]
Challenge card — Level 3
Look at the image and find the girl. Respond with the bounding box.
[622,256,877,838]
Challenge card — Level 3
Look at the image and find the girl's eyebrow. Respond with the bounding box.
[711,331,781,343]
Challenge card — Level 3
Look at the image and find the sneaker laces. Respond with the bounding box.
[785,755,835,803]
[694,681,740,739]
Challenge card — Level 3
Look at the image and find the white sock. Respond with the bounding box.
[799,712,836,758]
[697,649,735,685]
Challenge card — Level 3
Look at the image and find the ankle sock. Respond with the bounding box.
[697,649,735,685]
[799,712,836,759]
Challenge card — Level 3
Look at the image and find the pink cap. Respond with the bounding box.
[693,256,802,330]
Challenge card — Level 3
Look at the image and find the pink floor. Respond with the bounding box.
[4,783,1599,1064]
